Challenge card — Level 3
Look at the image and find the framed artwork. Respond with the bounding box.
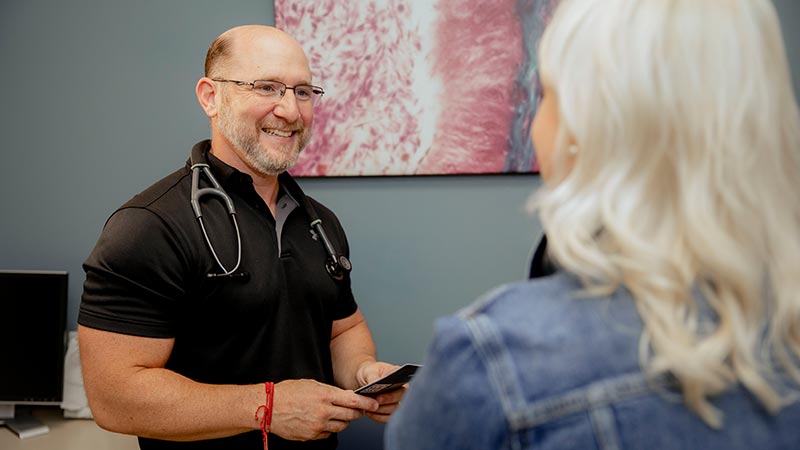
[276,0,558,176]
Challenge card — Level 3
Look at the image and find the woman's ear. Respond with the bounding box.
[196,77,219,118]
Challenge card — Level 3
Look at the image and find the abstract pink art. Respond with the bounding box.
[276,0,558,176]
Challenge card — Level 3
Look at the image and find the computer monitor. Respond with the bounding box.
[0,270,68,439]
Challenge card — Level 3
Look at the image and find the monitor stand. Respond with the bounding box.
[0,405,50,439]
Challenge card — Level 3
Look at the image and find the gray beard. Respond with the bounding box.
[241,134,302,176]
[216,103,308,176]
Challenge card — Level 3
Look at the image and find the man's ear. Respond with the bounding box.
[196,77,219,118]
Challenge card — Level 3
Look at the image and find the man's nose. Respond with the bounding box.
[273,89,301,123]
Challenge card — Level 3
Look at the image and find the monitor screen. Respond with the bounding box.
[0,271,68,408]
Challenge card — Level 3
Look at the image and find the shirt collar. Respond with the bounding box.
[187,140,242,188]
[187,139,308,211]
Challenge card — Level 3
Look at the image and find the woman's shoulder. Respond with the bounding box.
[441,272,645,399]
[458,272,641,334]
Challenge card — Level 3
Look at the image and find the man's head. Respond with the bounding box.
[196,25,317,177]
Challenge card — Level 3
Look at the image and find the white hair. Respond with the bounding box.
[531,0,800,427]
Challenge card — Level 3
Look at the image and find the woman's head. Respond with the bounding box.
[534,0,799,188]
[531,0,800,427]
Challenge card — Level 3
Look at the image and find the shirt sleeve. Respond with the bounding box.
[78,206,190,338]
[384,314,509,450]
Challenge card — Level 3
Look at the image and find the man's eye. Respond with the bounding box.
[256,83,279,94]
[294,87,312,99]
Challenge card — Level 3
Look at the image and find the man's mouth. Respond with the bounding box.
[263,128,294,137]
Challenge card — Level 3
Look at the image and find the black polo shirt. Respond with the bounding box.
[79,140,356,450]
[528,235,557,279]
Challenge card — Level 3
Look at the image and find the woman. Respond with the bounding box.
[385,0,800,448]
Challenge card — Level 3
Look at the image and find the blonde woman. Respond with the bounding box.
[385,0,800,448]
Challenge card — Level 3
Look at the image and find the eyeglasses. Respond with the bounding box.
[212,78,325,106]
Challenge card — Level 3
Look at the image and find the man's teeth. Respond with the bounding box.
[264,129,293,137]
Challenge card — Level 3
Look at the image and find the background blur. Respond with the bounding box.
[1,1,797,448]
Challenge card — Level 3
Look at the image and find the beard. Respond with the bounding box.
[216,96,311,176]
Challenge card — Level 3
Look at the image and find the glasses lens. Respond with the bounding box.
[295,86,324,106]
[251,81,324,106]
[252,81,283,99]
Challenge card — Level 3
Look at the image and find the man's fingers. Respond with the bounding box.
[271,379,373,441]
[365,411,391,424]
[329,404,366,422]
[332,390,380,412]
[375,386,406,405]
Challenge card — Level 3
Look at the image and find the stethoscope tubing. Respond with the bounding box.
[188,145,351,280]
[190,162,243,277]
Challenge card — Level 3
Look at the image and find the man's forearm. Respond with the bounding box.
[88,366,264,441]
[330,311,378,390]
[79,326,264,441]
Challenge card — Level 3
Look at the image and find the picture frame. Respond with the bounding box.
[276,0,557,176]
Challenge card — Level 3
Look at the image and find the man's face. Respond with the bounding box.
[215,86,312,176]
[212,34,315,176]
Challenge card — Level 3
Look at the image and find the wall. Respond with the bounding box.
[0,0,548,365]
[0,0,797,447]
[776,0,800,98]
[0,2,539,446]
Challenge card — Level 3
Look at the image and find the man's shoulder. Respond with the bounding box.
[119,166,190,210]
[304,195,337,219]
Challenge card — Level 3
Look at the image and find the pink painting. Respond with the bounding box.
[276,0,558,176]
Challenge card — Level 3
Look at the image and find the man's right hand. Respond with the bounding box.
[270,379,380,441]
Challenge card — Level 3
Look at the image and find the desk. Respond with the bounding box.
[1,407,386,450]
[0,407,139,450]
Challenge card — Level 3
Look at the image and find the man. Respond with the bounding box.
[78,25,402,449]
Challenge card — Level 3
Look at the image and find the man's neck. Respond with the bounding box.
[251,177,281,215]
[209,139,281,214]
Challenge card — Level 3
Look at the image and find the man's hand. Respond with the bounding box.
[270,379,379,441]
[356,362,406,423]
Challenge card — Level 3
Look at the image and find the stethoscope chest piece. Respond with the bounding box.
[326,255,352,281]
[310,218,352,281]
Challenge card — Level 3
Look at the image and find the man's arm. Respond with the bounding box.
[78,325,261,441]
[330,309,405,422]
[330,309,379,390]
[79,325,379,442]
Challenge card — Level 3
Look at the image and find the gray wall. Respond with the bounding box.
[0,0,798,446]
[0,1,542,366]
[777,0,800,98]
[0,4,540,446]
[1,0,799,365]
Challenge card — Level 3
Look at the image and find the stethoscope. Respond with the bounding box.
[189,144,352,281]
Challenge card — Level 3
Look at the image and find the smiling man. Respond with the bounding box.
[205,27,314,183]
[78,25,404,450]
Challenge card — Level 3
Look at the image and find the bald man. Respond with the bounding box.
[78,25,403,450]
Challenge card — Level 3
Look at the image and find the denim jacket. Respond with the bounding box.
[384,271,800,449]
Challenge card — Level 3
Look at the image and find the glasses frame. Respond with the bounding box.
[211,78,325,105]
